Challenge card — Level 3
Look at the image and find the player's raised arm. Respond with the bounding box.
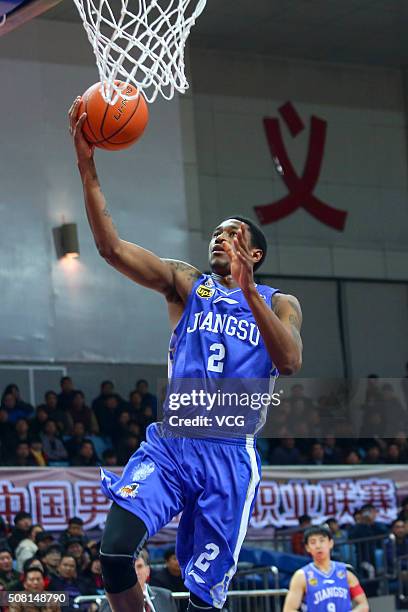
[283,570,306,612]
[347,570,369,611]
[68,98,201,304]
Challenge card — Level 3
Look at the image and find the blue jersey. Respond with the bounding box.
[302,561,351,611]
[165,274,280,437]
[169,274,279,379]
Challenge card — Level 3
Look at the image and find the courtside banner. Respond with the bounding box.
[0,466,404,535]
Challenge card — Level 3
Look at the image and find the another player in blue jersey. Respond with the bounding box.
[283,525,369,612]
[69,99,303,612]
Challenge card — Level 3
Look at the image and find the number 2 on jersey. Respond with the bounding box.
[194,543,220,572]
[207,343,225,373]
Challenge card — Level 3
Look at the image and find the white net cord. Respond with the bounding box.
[73,0,207,104]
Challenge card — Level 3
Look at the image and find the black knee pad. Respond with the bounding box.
[100,503,148,594]
[100,552,137,594]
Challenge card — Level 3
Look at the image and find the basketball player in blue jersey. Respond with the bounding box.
[69,98,303,612]
[283,525,369,612]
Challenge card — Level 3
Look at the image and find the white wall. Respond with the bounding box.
[186,49,408,280]
[0,19,190,364]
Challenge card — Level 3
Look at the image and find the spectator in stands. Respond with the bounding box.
[65,422,87,461]
[69,391,99,435]
[95,394,121,437]
[64,538,89,573]
[72,440,99,466]
[349,504,388,541]
[101,449,118,466]
[41,544,62,580]
[386,442,402,464]
[35,532,55,554]
[8,566,62,612]
[8,512,32,554]
[15,524,43,571]
[117,433,141,465]
[127,390,145,425]
[14,418,31,444]
[136,379,158,419]
[29,406,49,437]
[2,384,33,420]
[112,409,131,445]
[22,557,49,583]
[12,442,38,467]
[57,376,76,411]
[29,437,48,467]
[142,405,155,431]
[48,554,92,605]
[393,432,408,462]
[326,518,348,561]
[59,518,88,549]
[92,381,123,415]
[386,519,408,573]
[128,420,143,440]
[291,515,312,556]
[363,442,383,464]
[150,547,187,608]
[41,390,73,435]
[1,391,20,424]
[270,437,301,465]
[322,436,343,464]
[289,384,313,410]
[344,449,361,465]
[84,557,104,596]
[0,545,21,589]
[306,442,328,465]
[40,419,68,463]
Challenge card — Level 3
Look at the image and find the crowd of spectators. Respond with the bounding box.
[0,510,186,611]
[0,378,157,468]
[258,372,408,465]
[0,370,407,467]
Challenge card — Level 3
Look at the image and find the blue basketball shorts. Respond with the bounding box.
[100,423,261,609]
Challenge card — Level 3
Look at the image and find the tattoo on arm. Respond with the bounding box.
[273,294,303,349]
[102,206,111,218]
[165,260,202,283]
[162,260,201,304]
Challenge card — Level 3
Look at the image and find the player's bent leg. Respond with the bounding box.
[100,502,148,612]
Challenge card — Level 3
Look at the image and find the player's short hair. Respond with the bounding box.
[68,517,84,526]
[304,524,333,544]
[226,215,267,271]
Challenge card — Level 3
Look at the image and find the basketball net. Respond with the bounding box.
[73,0,207,105]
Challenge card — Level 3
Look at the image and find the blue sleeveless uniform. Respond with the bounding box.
[302,561,351,611]
[101,274,280,609]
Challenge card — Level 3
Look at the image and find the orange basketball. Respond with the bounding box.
[78,82,149,151]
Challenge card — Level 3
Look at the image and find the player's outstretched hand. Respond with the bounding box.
[68,97,94,162]
[222,223,256,294]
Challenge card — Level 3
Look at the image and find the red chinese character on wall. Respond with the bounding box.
[74,482,112,530]
[254,101,348,231]
[0,480,30,524]
[29,482,73,530]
